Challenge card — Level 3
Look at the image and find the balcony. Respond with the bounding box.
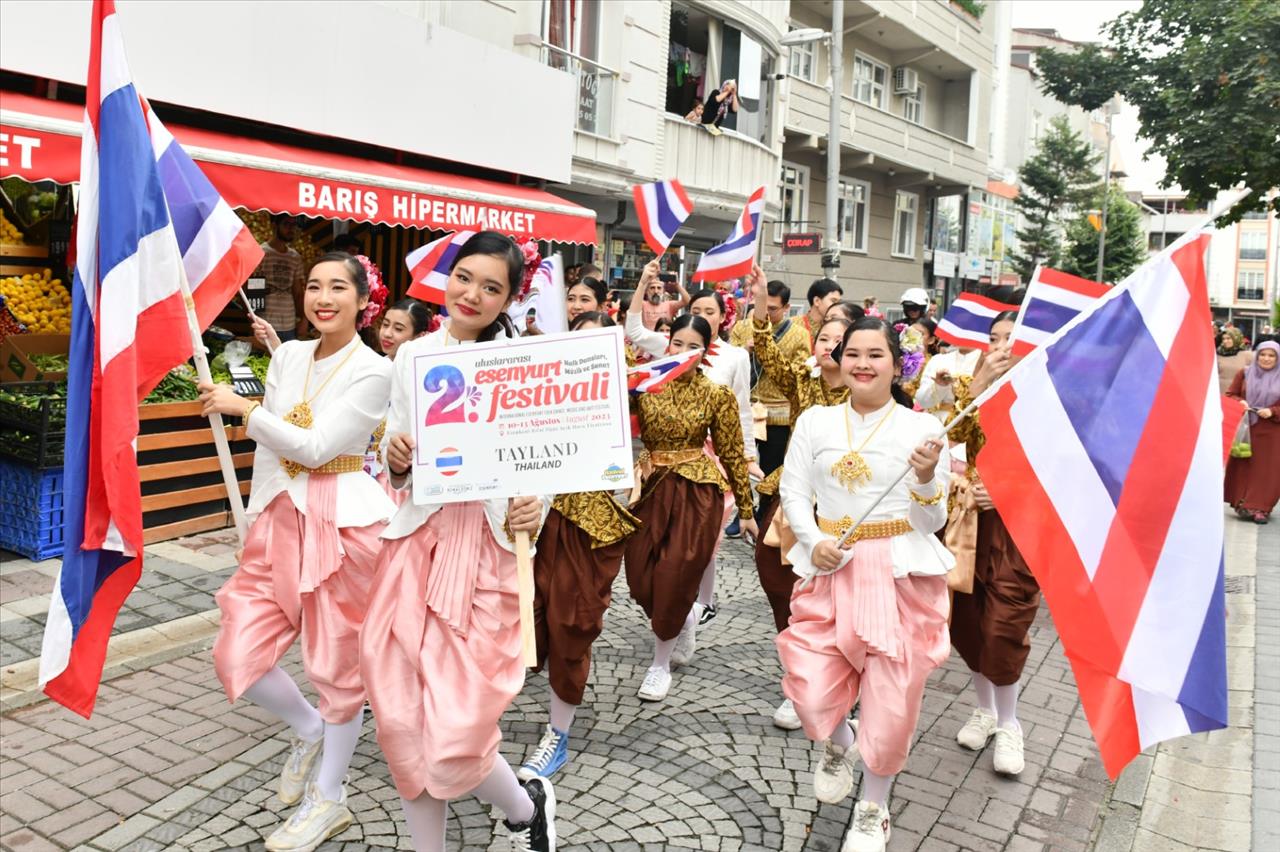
[660,114,780,216]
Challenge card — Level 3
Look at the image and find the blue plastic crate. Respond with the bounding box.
[0,460,64,561]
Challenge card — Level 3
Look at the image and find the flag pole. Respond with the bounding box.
[177,268,250,544]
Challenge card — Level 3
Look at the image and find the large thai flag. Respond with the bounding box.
[627,349,701,394]
[1009,267,1110,357]
[632,179,693,255]
[40,0,262,717]
[692,186,765,283]
[405,230,475,305]
[972,232,1235,778]
[934,292,1020,351]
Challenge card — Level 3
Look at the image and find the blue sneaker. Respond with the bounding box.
[724,515,742,538]
[518,725,569,781]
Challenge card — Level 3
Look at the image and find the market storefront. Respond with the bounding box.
[0,90,597,558]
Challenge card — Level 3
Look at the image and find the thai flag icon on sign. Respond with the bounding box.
[435,447,464,476]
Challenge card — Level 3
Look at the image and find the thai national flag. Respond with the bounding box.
[1009,267,1110,357]
[627,349,701,394]
[41,0,262,717]
[692,186,765,283]
[972,232,1236,778]
[405,230,475,305]
[934,293,1021,351]
[632,179,694,255]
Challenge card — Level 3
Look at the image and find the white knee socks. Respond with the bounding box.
[549,690,577,733]
[243,666,323,742]
[971,671,997,715]
[697,559,717,608]
[400,793,447,852]
[316,710,364,801]
[830,719,855,750]
[652,609,697,670]
[472,760,535,824]
[861,769,893,809]
[994,681,1021,730]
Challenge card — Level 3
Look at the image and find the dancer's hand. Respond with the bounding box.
[740,517,759,545]
[507,495,542,533]
[748,460,765,481]
[811,539,845,572]
[250,314,281,352]
[387,433,415,476]
[197,381,250,418]
[908,437,943,483]
[972,478,994,511]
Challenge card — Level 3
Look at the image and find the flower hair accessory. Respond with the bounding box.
[899,325,926,380]
[356,254,387,330]
[518,239,542,299]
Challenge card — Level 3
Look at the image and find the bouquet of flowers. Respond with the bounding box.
[899,324,926,380]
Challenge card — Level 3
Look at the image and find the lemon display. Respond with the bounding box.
[0,209,24,245]
[0,268,72,334]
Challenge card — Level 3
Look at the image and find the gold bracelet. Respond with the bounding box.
[909,482,945,506]
[242,401,261,426]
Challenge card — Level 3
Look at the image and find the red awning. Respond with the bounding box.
[0,92,596,244]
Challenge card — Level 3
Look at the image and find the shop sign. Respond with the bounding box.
[933,250,958,278]
[410,328,633,505]
[0,124,79,184]
[577,67,599,135]
[961,254,983,280]
[781,232,821,254]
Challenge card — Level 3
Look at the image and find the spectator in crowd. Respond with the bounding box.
[802,278,844,345]
[900,288,930,324]
[641,273,690,330]
[333,233,362,255]
[863,297,883,318]
[1218,327,1254,393]
[700,79,740,135]
[1225,341,1279,524]
[256,213,307,341]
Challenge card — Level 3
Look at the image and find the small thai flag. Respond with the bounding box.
[405,231,475,305]
[627,350,702,394]
[692,186,766,283]
[935,293,1021,351]
[1010,267,1110,357]
[633,179,694,255]
[435,447,463,476]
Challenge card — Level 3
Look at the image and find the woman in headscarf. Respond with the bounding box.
[1225,340,1280,524]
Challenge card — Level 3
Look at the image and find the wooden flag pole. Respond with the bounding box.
[515,530,538,666]
[238,287,276,354]
[177,269,249,545]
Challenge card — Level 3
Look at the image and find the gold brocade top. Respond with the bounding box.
[751,316,850,497]
[730,316,811,418]
[632,371,754,514]
[551,490,640,549]
[946,374,987,475]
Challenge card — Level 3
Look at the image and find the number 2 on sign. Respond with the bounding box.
[422,365,467,426]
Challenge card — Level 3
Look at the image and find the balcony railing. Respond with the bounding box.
[542,43,620,139]
[1239,247,1267,260]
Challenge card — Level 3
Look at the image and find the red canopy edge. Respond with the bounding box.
[0,92,596,244]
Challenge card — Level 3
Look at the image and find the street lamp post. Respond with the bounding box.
[780,4,843,278]
[1094,97,1121,283]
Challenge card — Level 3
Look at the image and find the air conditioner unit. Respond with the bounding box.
[893,67,919,94]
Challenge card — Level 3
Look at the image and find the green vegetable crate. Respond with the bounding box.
[0,381,65,469]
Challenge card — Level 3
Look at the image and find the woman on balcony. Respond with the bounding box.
[700,78,739,135]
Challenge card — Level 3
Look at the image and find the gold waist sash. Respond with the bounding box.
[283,454,366,478]
[816,515,913,542]
[645,448,706,467]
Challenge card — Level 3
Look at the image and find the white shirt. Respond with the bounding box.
[914,348,981,419]
[779,400,955,581]
[246,336,396,528]
[381,324,550,551]
[626,310,755,457]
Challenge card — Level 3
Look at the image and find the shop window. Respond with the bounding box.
[853,53,888,109]
[928,195,963,254]
[776,163,809,243]
[838,179,870,252]
[1239,230,1267,260]
[892,191,919,259]
[718,24,775,145]
[788,37,816,82]
[1236,270,1265,301]
[903,83,925,126]
[543,0,614,137]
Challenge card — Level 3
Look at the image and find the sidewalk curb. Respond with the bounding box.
[0,609,221,714]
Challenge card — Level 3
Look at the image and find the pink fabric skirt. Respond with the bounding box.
[776,539,950,776]
[375,470,409,506]
[360,503,523,800]
[214,488,383,723]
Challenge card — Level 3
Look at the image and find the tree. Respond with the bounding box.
[1061,184,1147,284]
[1008,116,1101,282]
[1036,0,1280,225]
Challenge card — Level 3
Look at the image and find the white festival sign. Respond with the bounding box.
[411,327,635,504]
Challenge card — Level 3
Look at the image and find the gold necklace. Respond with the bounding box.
[830,403,894,492]
[283,341,362,431]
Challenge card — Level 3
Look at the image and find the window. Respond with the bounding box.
[837,179,870,252]
[720,24,775,145]
[543,0,600,62]
[1011,50,1032,68]
[903,82,925,125]
[1240,231,1267,260]
[776,163,809,242]
[788,38,816,82]
[853,54,888,109]
[892,191,919,259]
[1236,270,1265,301]
[1242,209,1268,220]
[543,0,612,136]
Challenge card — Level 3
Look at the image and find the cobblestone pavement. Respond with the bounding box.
[1,533,1165,852]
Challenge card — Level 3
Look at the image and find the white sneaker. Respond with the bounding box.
[992,724,1026,775]
[841,800,891,852]
[772,698,802,731]
[278,736,322,805]
[814,739,857,804]
[265,783,353,851]
[956,707,997,751]
[670,618,697,668]
[637,666,672,702]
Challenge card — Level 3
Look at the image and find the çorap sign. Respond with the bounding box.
[410,327,635,505]
[781,232,821,254]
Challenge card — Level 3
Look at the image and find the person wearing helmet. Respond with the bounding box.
[900,287,930,323]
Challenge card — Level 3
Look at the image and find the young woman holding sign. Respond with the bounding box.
[197,252,395,850]
[626,313,759,702]
[359,231,557,852]
[741,264,851,731]
[776,317,953,852]
[516,309,642,782]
